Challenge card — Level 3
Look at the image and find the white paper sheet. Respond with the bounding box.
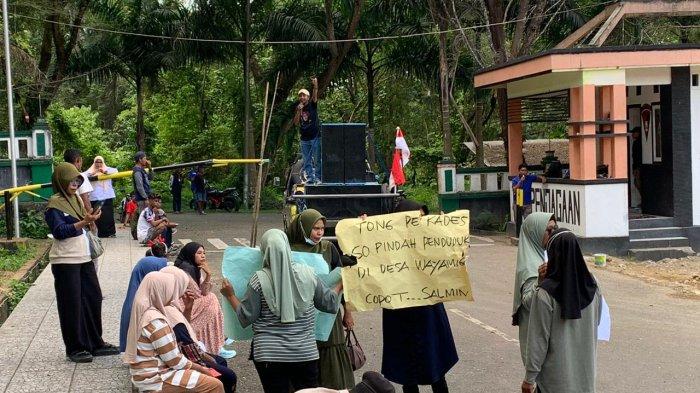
[597,296,611,341]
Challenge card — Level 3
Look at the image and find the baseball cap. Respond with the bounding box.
[298,88,310,97]
[134,151,146,162]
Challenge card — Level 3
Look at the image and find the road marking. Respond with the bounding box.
[449,308,519,344]
[208,238,229,250]
[233,237,251,247]
[179,239,192,245]
[471,235,495,243]
[470,243,494,247]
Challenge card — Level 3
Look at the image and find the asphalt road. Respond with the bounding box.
[170,210,700,393]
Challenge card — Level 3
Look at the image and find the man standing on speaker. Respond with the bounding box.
[293,76,321,184]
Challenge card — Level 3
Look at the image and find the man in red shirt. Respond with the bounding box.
[123,194,139,239]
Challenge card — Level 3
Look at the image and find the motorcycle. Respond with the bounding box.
[190,187,241,212]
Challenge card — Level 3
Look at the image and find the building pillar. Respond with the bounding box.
[610,84,628,179]
[569,86,597,180]
[599,86,614,173]
[508,98,523,176]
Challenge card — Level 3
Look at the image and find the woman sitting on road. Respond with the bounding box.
[512,213,556,366]
[174,242,235,358]
[220,229,342,393]
[286,209,355,390]
[44,162,119,363]
[125,272,224,392]
[521,229,602,393]
[161,266,238,393]
[119,243,168,352]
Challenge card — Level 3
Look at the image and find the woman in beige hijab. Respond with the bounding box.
[125,272,224,393]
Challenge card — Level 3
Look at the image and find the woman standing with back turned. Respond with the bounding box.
[512,213,556,365]
[522,229,602,393]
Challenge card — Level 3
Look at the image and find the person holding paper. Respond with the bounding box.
[512,213,556,365]
[380,200,458,393]
[160,266,238,393]
[286,209,356,390]
[521,229,602,393]
[220,229,342,393]
[125,272,225,393]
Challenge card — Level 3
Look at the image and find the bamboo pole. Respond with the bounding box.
[250,72,280,247]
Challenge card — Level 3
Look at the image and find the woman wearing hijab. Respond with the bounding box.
[512,213,556,365]
[44,162,119,363]
[220,229,342,393]
[286,209,355,390]
[160,266,238,393]
[119,243,168,352]
[174,242,234,358]
[125,272,224,392]
[380,199,458,393]
[521,229,602,393]
[85,156,118,237]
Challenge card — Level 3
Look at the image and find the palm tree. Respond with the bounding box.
[74,0,187,151]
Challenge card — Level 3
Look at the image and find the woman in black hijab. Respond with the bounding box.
[381,199,458,393]
[521,229,602,393]
[174,242,234,358]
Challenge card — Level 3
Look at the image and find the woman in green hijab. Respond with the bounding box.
[286,209,356,390]
[44,162,119,363]
[512,212,556,365]
[221,229,342,392]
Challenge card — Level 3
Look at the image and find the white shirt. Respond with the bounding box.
[88,167,118,201]
[77,173,93,196]
[136,208,156,242]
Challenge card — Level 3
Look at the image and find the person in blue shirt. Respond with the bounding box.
[512,164,546,220]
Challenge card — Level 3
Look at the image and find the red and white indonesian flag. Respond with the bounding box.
[389,127,410,189]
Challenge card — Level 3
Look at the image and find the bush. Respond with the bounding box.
[472,211,506,232]
[7,280,31,312]
[403,184,439,213]
[0,210,50,239]
[260,185,284,211]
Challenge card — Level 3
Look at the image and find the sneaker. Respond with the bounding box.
[224,337,235,346]
[68,350,93,363]
[92,343,120,357]
[218,348,237,359]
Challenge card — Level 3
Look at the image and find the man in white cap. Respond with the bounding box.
[293,77,321,184]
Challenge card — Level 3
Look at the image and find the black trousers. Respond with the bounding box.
[51,262,105,355]
[172,191,182,212]
[254,360,318,393]
[92,199,116,238]
[402,377,449,393]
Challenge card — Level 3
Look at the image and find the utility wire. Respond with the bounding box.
[8,1,616,45]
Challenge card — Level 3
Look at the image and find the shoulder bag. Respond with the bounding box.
[345,328,367,371]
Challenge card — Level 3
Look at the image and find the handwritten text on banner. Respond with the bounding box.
[336,210,473,311]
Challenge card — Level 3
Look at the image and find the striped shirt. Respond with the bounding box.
[129,318,201,392]
[236,273,339,363]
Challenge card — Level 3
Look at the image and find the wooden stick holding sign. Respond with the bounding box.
[335,210,473,312]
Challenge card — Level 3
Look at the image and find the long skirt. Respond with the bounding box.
[92,198,116,238]
[381,303,458,386]
[51,262,105,355]
[189,292,225,354]
[317,312,355,390]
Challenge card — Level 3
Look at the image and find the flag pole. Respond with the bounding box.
[2,0,20,238]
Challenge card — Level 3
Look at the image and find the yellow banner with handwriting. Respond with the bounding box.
[336,210,473,311]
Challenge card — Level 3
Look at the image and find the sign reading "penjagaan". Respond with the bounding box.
[335,210,473,312]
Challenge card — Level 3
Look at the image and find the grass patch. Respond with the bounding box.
[7,280,31,311]
[0,246,36,272]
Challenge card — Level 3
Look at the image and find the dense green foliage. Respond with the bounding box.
[1,0,696,210]
[0,245,35,272]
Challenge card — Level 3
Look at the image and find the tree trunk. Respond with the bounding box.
[135,76,146,151]
[437,32,452,160]
[366,57,377,169]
